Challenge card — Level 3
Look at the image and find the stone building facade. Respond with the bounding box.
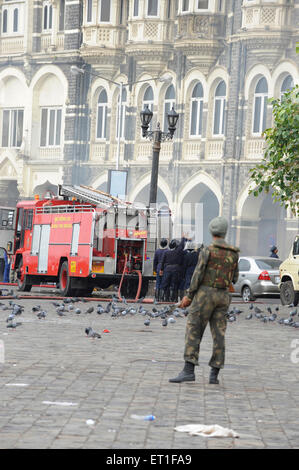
[0,0,298,257]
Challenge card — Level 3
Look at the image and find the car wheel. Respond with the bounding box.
[280,281,299,306]
[242,286,255,303]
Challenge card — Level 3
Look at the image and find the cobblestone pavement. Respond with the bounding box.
[0,291,299,449]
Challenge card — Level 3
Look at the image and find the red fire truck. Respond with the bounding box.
[11,185,167,297]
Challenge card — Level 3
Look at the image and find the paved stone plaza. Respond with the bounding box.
[1,292,299,450]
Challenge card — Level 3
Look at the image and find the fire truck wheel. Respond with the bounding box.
[17,259,32,292]
[59,261,74,297]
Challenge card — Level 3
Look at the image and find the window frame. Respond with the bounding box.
[1,108,24,148]
[212,81,226,137]
[98,0,111,23]
[86,0,93,23]
[96,89,108,140]
[195,0,210,11]
[163,85,175,133]
[40,107,62,147]
[43,2,53,31]
[252,77,268,137]
[146,0,159,17]
[189,82,204,138]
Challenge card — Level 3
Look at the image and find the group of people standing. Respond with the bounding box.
[153,235,202,303]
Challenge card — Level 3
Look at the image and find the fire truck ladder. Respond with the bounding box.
[58,185,128,209]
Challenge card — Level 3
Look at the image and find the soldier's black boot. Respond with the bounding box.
[169,362,195,383]
[157,289,163,302]
[209,367,220,384]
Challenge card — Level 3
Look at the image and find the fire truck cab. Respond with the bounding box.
[11,185,166,297]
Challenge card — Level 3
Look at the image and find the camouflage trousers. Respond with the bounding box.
[184,285,231,369]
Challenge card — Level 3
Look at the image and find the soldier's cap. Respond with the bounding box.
[208,216,228,238]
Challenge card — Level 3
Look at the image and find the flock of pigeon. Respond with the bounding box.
[225,303,299,328]
[1,288,299,337]
[0,293,189,339]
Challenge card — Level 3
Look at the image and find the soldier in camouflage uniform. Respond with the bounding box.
[169,216,239,385]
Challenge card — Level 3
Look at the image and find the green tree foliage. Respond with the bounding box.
[249,85,299,216]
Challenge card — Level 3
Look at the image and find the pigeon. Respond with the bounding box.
[85,306,94,314]
[162,319,168,327]
[74,308,81,314]
[97,306,105,315]
[288,303,295,308]
[7,320,22,329]
[56,307,66,316]
[290,308,297,317]
[249,304,254,310]
[255,313,262,319]
[68,304,74,311]
[63,298,73,304]
[105,302,112,313]
[261,316,268,323]
[233,307,242,315]
[6,313,15,323]
[144,319,150,326]
[284,318,293,325]
[254,306,263,314]
[245,313,253,320]
[52,301,62,308]
[267,307,272,314]
[275,306,279,312]
[85,327,101,339]
[167,317,176,324]
[32,305,41,312]
[37,310,47,319]
[292,322,299,328]
[228,315,236,322]
[269,314,277,322]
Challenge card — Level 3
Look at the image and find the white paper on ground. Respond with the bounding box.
[42,401,78,406]
[174,424,239,438]
[5,383,29,387]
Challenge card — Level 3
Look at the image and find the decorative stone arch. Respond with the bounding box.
[0,156,18,180]
[174,171,222,243]
[30,64,68,98]
[272,60,299,98]
[128,172,172,207]
[176,170,223,215]
[0,66,28,88]
[244,63,272,101]
[90,172,108,193]
[235,180,288,257]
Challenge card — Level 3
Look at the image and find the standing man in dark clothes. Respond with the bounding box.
[153,238,169,302]
[270,246,279,258]
[160,235,189,302]
[183,242,200,292]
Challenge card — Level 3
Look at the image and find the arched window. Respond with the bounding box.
[190,82,204,137]
[163,84,175,132]
[280,75,294,100]
[253,77,268,135]
[143,86,154,132]
[43,3,53,30]
[213,80,226,136]
[2,9,8,33]
[116,88,127,139]
[13,8,18,32]
[147,0,158,16]
[96,89,108,139]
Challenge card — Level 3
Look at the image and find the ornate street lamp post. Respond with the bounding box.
[140,105,179,206]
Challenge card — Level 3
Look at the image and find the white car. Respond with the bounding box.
[233,256,282,302]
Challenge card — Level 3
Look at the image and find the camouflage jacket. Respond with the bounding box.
[186,238,240,305]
